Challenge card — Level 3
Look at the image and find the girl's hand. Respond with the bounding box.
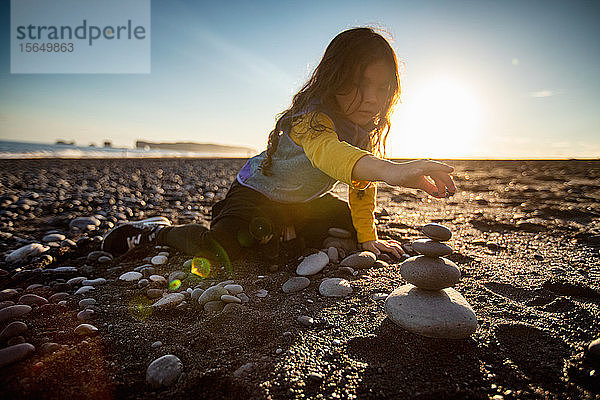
[360,239,406,259]
[387,159,457,198]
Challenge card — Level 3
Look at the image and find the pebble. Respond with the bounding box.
[236,293,249,304]
[384,284,477,339]
[220,294,242,304]
[67,276,87,286]
[224,284,243,295]
[82,278,107,286]
[255,289,268,298]
[151,255,168,265]
[40,342,61,354]
[74,323,99,336]
[119,271,143,282]
[340,251,377,269]
[296,251,329,276]
[297,315,314,327]
[233,362,254,377]
[0,305,32,323]
[0,343,35,367]
[319,278,353,297]
[0,301,15,310]
[0,289,19,301]
[372,293,389,301]
[87,251,113,262]
[7,336,25,346]
[49,292,69,303]
[70,216,100,231]
[308,372,324,381]
[18,294,48,306]
[204,301,225,312]
[400,256,461,290]
[149,275,167,285]
[197,285,228,306]
[6,243,49,262]
[0,321,28,341]
[588,338,600,358]
[222,303,242,313]
[327,247,339,263]
[183,259,193,268]
[74,286,95,295]
[152,293,185,310]
[146,354,183,388]
[190,288,204,301]
[151,341,163,348]
[43,233,66,242]
[79,298,96,308]
[282,277,311,293]
[411,239,453,257]
[168,271,187,282]
[328,227,351,239]
[138,279,149,287]
[77,309,95,321]
[421,223,452,241]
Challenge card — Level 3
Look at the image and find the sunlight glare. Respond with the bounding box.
[392,78,484,158]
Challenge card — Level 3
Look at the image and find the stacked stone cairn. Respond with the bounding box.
[384,223,478,339]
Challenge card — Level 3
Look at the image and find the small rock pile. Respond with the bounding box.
[385,223,478,339]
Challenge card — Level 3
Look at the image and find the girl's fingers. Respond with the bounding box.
[430,176,448,198]
[417,176,438,196]
[431,171,457,194]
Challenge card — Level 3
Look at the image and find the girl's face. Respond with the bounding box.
[335,59,394,128]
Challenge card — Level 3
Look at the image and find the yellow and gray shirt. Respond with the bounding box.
[237,107,378,243]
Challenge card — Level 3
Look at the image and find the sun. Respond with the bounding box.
[390,78,484,159]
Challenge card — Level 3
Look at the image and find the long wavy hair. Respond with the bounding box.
[259,27,402,176]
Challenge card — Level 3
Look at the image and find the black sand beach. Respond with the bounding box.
[0,158,599,399]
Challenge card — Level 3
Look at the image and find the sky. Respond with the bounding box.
[0,0,599,159]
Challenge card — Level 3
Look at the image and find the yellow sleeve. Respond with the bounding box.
[288,111,378,243]
[288,112,372,187]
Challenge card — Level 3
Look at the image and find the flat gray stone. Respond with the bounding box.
[421,223,452,241]
[224,284,243,295]
[152,293,185,309]
[220,294,241,304]
[43,233,66,242]
[340,251,377,269]
[197,285,228,306]
[411,239,453,257]
[119,271,142,282]
[385,284,477,339]
[282,277,310,293]
[151,255,168,265]
[190,288,204,301]
[82,278,107,286]
[0,305,32,323]
[74,286,95,295]
[400,256,461,290]
[0,343,35,368]
[327,247,339,264]
[146,354,183,388]
[18,294,48,306]
[319,278,353,297]
[296,252,329,276]
[6,243,49,263]
[74,323,98,336]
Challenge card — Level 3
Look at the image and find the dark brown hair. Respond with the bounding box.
[259,26,402,176]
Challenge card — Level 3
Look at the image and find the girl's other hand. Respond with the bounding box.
[360,239,406,259]
[388,159,457,198]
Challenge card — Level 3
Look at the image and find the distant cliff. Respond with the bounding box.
[136,141,254,154]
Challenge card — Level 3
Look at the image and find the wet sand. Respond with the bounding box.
[0,158,599,399]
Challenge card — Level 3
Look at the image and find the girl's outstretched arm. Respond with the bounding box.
[352,155,456,198]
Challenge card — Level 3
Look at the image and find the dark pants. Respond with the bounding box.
[157,180,356,263]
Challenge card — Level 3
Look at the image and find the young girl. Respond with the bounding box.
[102,27,456,271]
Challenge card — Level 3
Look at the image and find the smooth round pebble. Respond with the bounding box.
[49,292,69,303]
[0,321,28,341]
[18,294,48,306]
[40,342,61,354]
[319,278,353,297]
[0,305,32,323]
[146,354,183,388]
[82,278,107,286]
[421,223,452,241]
[236,293,249,304]
[190,288,204,301]
[411,239,453,257]
[297,315,314,327]
[340,251,377,269]
[296,251,329,276]
[151,341,163,348]
[0,289,19,302]
[67,277,87,286]
[119,271,142,282]
[152,293,185,310]
[197,286,228,306]
[224,284,243,295]
[43,233,66,242]
[74,323,98,336]
[79,298,96,309]
[6,243,49,263]
[77,309,95,321]
[74,286,95,295]
[221,294,242,304]
[327,247,339,264]
[151,255,168,265]
[400,256,461,290]
[282,277,310,293]
[384,284,477,339]
[149,275,167,285]
[0,343,35,367]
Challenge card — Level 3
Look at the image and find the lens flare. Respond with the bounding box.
[169,279,181,291]
[191,257,211,278]
[128,296,152,321]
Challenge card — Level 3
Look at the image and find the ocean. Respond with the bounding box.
[0,140,253,159]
